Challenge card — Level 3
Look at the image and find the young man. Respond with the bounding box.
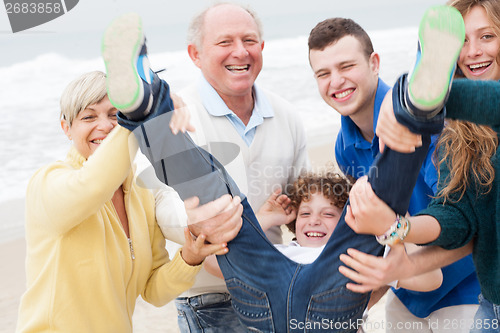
[308,16,479,332]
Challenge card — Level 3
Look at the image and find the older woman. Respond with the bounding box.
[16,71,229,333]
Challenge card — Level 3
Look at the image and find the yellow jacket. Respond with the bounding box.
[17,127,201,332]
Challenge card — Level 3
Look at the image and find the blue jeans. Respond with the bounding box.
[469,294,500,333]
[117,75,442,333]
[175,293,247,333]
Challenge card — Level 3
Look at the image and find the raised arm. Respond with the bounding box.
[376,80,500,154]
[339,241,472,293]
[345,176,442,244]
[446,79,500,126]
[27,127,137,235]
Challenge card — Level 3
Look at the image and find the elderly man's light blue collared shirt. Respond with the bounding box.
[197,76,274,146]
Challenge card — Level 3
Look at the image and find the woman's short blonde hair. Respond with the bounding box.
[60,71,107,126]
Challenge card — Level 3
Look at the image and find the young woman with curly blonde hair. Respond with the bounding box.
[343,1,500,331]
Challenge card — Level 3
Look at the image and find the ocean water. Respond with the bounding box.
[0,26,419,240]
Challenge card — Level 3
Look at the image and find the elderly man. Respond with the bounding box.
[156,3,308,332]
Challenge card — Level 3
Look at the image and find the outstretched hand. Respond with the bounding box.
[345,176,396,236]
[376,90,422,153]
[340,242,474,294]
[180,227,229,266]
[185,195,243,244]
[339,243,409,293]
[256,188,296,232]
[170,94,195,134]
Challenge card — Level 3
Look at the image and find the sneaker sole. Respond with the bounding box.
[102,13,144,111]
[408,5,465,110]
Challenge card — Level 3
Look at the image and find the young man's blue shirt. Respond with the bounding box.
[335,79,437,214]
[334,78,479,317]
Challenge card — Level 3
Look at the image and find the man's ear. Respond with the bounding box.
[369,52,380,76]
[187,44,202,69]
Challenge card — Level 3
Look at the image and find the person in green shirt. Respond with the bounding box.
[341,1,500,330]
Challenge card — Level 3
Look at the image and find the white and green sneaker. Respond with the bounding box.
[102,13,155,119]
[407,5,465,116]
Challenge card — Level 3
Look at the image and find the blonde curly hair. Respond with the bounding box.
[435,120,497,202]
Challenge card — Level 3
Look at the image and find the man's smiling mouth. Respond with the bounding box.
[334,88,354,99]
[226,65,249,73]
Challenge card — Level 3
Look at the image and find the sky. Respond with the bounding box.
[1,0,442,66]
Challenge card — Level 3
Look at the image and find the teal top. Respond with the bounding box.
[419,79,500,305]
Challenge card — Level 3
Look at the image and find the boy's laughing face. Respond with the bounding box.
[295,193,342,248]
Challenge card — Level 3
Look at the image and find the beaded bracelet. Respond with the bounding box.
[375,214,411,246]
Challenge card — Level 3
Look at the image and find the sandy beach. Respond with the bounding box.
[0,139,387,333]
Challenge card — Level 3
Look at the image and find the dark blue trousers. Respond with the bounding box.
[118,74,442,332]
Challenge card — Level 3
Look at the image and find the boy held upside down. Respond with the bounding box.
[101,5,463,332]
[204,170,443,292]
